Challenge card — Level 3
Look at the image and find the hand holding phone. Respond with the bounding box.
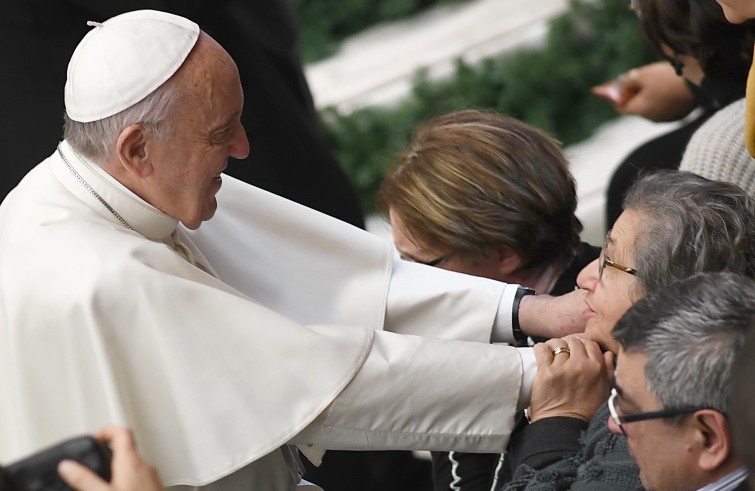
[3,436,111,491]
[57,427,163,491]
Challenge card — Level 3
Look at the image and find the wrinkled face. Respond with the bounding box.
[715,0,755,23]
[576,210,642,353]
[145,35,249,230]
[389,208,505,280]
[609,351,697,491]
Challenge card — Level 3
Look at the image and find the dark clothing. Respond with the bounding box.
[431,243,600,491]
[605,75,746,229]
[0,0,365,229]
[499,403,642,491]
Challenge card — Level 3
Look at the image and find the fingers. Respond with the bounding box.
[535,338,569,366]
[95,426,138,463]
[604,350,616,377]
[536,336,606,369]
[58,460,108,491]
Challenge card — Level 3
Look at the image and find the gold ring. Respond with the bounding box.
[552,346,570,356]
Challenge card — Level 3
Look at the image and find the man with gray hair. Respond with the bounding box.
[0,9,589,491]
[609,272,754,491]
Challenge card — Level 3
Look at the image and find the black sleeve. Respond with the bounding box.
[505,417,587,471]
[431,451,501,491]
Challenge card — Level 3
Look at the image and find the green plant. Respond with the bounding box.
[320,0,657,212]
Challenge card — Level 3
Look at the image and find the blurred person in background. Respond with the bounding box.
[595,0,754,228]
[379,109,600,490]
[713,0,755,160]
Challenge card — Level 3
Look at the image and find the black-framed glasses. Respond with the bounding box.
[599,233,637,281]
[607,388,712,436]
[400,254,448,267]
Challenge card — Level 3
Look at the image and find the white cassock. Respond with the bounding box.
[0,141,529,490]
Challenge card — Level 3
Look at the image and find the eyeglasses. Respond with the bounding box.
[599,233,637,281]
[607,388,712,436]
[400,254,448,267]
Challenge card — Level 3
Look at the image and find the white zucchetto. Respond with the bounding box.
[64,10,199,123]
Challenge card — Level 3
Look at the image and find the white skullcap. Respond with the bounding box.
[65,9,200,123]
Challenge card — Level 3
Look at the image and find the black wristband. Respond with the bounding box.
[511,286,535,344]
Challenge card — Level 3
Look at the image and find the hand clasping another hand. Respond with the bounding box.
[527,336,614,423]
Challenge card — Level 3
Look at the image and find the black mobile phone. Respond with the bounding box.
[2,436,111,491]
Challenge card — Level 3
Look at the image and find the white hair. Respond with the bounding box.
[63,77,182,163]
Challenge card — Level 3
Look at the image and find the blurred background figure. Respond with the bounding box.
[594,0,755,228]
[379,109,599,490]
[0,0,364,229]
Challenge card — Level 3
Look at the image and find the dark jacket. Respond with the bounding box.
[499,403,642,491]
[431,243,601,491]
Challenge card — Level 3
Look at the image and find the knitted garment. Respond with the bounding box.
[499,404,642,491]
[681,98,755,197]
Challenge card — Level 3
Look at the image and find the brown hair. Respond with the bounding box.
[377,109,581,269]
[636,0,755,78]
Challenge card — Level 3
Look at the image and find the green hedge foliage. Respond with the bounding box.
[318,0,658,213]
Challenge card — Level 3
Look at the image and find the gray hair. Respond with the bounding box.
[623,170,755,296]
[613,272,755,419]
[63,77,182,163]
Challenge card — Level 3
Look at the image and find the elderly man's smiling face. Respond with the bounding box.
[576,209,643,353]
[140,33,250,230]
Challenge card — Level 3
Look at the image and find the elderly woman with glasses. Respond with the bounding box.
[500,170,755,490]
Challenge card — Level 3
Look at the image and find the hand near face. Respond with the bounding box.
[58,427,163,491]
[528,337,614,422]
[518,289,588,339]
[592,62,696,122]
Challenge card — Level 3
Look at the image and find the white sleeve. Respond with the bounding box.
[385,258,521,343]
[516,347,536,410]
[292,329,525,453]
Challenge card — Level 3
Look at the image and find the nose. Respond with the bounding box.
[577,258,599,292]
[229,122,250,160]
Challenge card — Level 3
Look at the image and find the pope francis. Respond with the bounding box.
[0,10,585,490]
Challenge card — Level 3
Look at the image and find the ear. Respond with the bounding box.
[116,124,153,179]
[495,246,523,275]
[692,410,733,472]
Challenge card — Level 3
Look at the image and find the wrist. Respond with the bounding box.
[512,287,536,340]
